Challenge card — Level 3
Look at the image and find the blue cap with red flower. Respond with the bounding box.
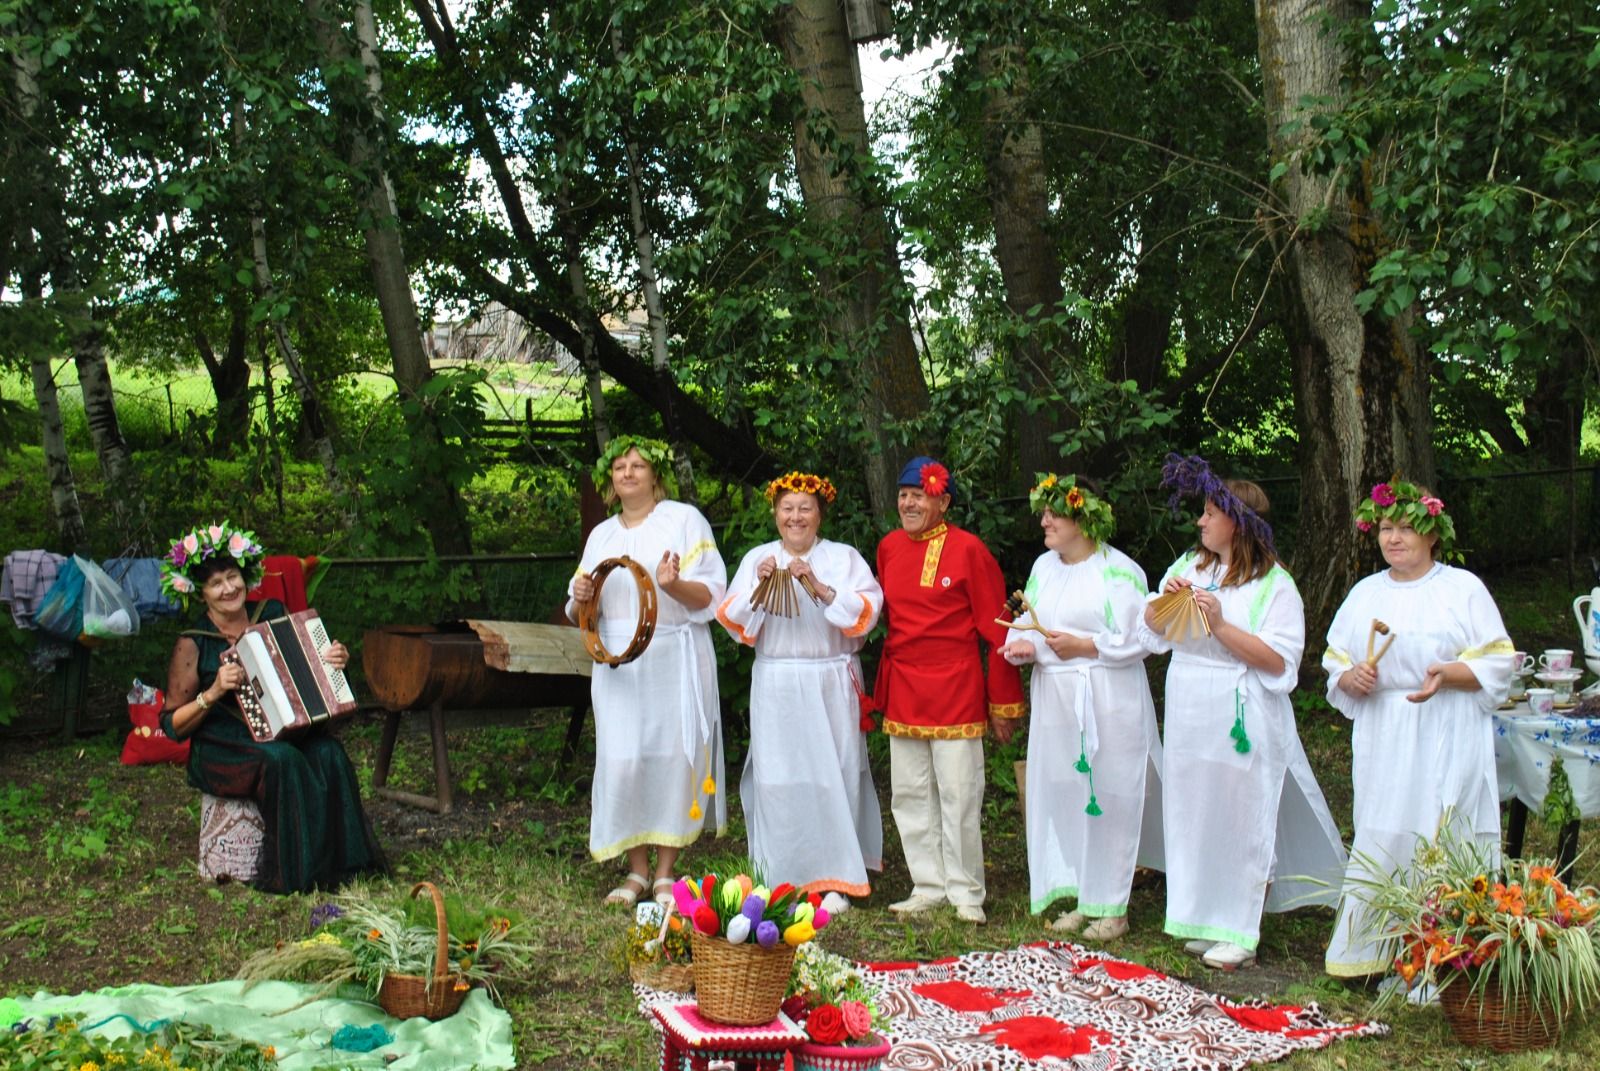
[897,456,954,499]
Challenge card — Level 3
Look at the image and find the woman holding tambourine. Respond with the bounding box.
[566,436,727,909]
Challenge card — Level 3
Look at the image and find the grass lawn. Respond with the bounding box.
[3,560,1598,1070]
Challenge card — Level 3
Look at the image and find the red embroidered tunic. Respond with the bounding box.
[874,522,1025,738]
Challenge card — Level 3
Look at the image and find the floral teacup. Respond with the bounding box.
[1526,688,1557,717]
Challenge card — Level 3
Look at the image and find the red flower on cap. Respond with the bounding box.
[920,462,950,496]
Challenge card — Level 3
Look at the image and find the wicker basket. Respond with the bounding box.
[630,957,695,993]
[1437,975,1567,1053]
[793,1033,891,1070]
[377,881,470,1021]
[690,931,796,1025]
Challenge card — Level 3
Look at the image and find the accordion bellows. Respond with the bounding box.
[226,609,358,741]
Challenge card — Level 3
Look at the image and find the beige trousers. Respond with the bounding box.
[889,735,987,907]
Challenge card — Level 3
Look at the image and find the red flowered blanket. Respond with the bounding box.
[866,942,1386,1070]
[638,941,1388,1070]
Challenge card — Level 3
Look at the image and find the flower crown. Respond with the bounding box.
[160,521,265,609]
[592,435,673,493]
[1028,472,1115,544]
[766,471,838,505]
[1159,453,1277,557]
[1354,479,1455,550]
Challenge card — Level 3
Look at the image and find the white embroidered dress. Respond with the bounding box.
[1137,553,1346,951]
[1007,545,1164,918]
[565,500,727,860]
[717,538,883,895]
[1321,562,1513,975]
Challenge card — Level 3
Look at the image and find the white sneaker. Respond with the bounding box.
[1048,910,1087,934]
[1082,916,1128,941]
[1201,942,1257,970]
[1184,939,1217,957]
[820,892,851,915]
[888,893,946,915]
[955,903,987,925]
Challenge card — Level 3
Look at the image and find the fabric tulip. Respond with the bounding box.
[813,907,830,930]
[755,920,780,948]
[693,903,721,936]
[735,874,753,897]
[783,919,816,946]
[789,901,814,925]
[720,879,743,914]
[807,892,822,909]
[672,879,699,917]
[725,915,752,945]
[701,874,717,908]
[740,894,767,925]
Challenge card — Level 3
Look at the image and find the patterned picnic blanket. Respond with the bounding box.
[640,941,1388,1070]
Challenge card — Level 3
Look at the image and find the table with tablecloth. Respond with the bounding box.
[1492,706,1600,874]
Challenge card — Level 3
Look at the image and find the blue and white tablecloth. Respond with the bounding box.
[1493,707,1600,817]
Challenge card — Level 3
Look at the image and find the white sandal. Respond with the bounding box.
[604,872,649,906]
[651,877,676,907]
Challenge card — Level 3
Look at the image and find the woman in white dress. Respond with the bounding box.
[1322,480,1512,976]
[1139,455,1346,970]
[998,474,1162,941]
[717,471,882,911]
[566,436,727,908]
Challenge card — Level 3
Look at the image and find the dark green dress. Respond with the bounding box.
[161,599,386,894]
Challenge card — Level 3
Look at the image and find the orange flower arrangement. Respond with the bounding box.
[766,471,838,506]
[1348,820,1600,1016]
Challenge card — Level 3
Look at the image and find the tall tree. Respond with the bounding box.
[1256,0,1434,648]
[301,0,474,554]
[775,0,930,515]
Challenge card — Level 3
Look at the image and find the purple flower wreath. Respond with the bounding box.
[1159,453,1276,557]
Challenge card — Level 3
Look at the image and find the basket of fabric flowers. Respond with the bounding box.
[783,945,892,1070]
[671,872,832,1025]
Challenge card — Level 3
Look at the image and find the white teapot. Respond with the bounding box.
[1573,586,1600,658]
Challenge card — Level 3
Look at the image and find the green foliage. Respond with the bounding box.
[0,1017,278,1071]
[1324,1,1600,391]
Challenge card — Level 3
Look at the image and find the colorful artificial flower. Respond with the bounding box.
[765,470,839,505]
[1351,477,1457,553]
[919,462,950,497]
[159,521,265,611]
[806,1003,847,1044]
[1028,472,1116,545]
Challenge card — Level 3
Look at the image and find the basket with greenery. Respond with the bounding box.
[1346,821,1600,1051]
[1,1015,278,1071]
[623,900,694,992]
[238,880,534,1019]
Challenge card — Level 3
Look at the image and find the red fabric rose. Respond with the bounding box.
[806,1003,847,1045]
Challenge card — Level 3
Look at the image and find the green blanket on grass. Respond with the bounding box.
[5,980,514,1070]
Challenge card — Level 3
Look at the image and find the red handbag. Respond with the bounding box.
[120,680,189,766]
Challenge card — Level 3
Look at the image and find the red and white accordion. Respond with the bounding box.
[222,609,358,742]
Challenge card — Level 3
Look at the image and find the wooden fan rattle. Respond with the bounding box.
[1366,619,1395,666]
[1147,585,1212,643]
[995,590,1053,637]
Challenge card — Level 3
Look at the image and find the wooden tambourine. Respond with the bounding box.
[576,556,658,667]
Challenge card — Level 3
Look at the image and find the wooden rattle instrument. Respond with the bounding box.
[995,590,1053,637]
[1366,618,1395,666]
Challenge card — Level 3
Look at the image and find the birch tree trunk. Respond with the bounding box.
[776,0,930,517]
[976,35,1070,484]
[1256,0,1434,654]
[303,0,474,555]
[66,302,135,494]
[612,24,697,504]
[9,39,83,546]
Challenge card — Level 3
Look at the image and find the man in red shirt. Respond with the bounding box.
[874,456,1025,924]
